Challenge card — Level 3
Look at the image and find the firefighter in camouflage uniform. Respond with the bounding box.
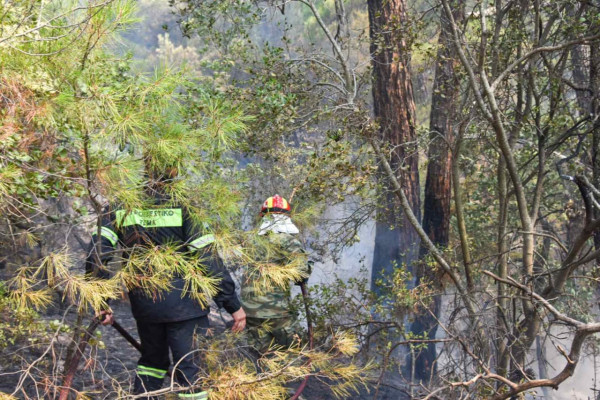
[241,195,310,353]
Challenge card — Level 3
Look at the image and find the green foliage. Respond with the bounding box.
[0,289,43,348]
[196,327,369,400]
[8,0,599,397]
[1,0,256,308]
[0,1,375,398]
[116,245,220,308]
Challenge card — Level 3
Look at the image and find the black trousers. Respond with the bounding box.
[133,316,209,399]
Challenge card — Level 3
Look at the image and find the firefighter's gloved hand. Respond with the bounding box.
[294,276,309,286]
[294,260,313,286]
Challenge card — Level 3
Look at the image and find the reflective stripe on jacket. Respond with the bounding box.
[86,200,240,323]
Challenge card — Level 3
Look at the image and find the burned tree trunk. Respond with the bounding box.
[411,2,463,382]
[591,32,600,266]
[571,44,591,114]
[368,0,421,294]
[571,7,600,266]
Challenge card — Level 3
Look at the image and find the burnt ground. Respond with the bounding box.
[0,298,410,400]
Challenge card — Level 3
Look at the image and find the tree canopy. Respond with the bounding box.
[1,0,600,399]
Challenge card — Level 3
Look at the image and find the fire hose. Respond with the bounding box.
[111,320,142,352]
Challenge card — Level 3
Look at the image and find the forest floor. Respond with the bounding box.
[0,298,409,399]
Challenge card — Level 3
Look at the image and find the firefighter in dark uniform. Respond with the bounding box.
[87,167,246,400]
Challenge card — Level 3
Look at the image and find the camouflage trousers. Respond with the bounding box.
[246,316,301,353]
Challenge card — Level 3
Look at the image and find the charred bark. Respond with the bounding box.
[591,31,600,267]
[571,44,591,115]
[368,0,421,294]
[410,2,463,383]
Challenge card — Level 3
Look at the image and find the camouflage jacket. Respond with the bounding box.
[241,232,308,319]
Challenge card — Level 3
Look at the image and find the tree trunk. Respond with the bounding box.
[591,34,600,268]
[571,44,591,115]
[368,0,421,294]
[410,1,463,383]
[569,6,600,267]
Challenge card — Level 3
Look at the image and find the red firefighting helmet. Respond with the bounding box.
[261,194,291,216]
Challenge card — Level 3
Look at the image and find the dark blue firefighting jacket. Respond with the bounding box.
[86,198,240,323]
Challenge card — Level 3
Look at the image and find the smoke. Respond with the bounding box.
[529,327,600,400]
[307,203,375,287]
